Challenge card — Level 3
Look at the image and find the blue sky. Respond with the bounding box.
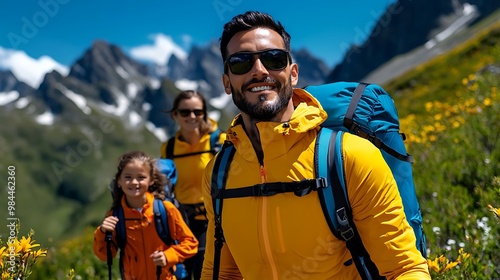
[1,0,397,68]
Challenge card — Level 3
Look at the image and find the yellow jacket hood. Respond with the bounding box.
[225,88,327,162]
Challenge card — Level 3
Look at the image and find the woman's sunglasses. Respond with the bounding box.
[177,109,204,117]
[224,49,291,75]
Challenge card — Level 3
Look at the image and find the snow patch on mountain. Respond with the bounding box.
[57,85,92,115]
[174,79,200,91]
[146,121,168,142]
[0,91,19,106]
[36,111,55,126]
[425,4,478,49]
[128,111,142,127]
[116,66,130,79]
[16,97,29,109]
[147,77,161,90]
[98,89,130,117]
[127,83,140,99]
[209,92,232,110]
[129,34,187,65]
[0,47,69,88]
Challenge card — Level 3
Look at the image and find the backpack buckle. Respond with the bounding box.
[254,184,277,196]
[336,207,355,241]
[316,177,327,189]
[294,178,326,197]
[340,228,355,241]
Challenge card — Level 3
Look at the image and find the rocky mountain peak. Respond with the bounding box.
[68,40,148,85]
[0,70,34,95]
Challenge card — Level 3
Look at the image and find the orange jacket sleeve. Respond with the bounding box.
[92,211,117,262]
[162,201,199,265]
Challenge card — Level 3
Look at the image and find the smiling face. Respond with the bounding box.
[223,27,299,122]
[172,96,205,133]
[117,159,154,205]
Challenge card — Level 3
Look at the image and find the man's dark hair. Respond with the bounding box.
[219,11,291,61]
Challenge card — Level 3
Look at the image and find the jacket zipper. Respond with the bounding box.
[141,211,150,279]
[258,158,278,278]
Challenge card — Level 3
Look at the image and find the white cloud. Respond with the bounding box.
[129,34,187,65]
[0,47,69,88]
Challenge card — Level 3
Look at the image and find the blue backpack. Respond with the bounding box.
[210,82,426,280]
[156,158,179,206]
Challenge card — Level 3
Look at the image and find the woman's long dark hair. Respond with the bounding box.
[110,151,167,210]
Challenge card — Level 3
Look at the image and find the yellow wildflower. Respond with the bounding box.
[469,83,479,91]
[0,245,6,257]
[483,98,491,106]
[17,235,39,254]
[2,271,13,280]
[443,261,459,272]
[32,248,48,258]
[438,255,447,263]
[425,102,433,112]
[457,248,471,263]
[427,258,440,272]
[462,77,468,86]
[488,204,500,219]
[423,125,435,133]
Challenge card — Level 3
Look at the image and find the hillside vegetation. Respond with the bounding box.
[386,20,500,278]
[0,107,162,242]
[2,16,499,280]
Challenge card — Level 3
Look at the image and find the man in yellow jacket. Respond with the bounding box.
[201,11,431,280]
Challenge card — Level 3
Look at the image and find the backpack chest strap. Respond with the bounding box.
[214,178,327,199]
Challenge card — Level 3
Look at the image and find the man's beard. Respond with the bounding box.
[230,76,293,121]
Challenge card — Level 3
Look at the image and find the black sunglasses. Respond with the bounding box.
[177,109,204,117]
[224,49,291,75]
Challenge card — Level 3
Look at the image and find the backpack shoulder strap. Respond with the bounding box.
[209,128,223,155]
[210,142,236,280]
[166,130,223,159]
[153,198,174,245]
[315,128,383,280]
[343,82,369,130]
[113,206,127,278]
[113,207,126,249]
[165,137,175,160]
[343,82,413,163]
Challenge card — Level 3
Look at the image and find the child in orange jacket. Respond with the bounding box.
[93,151,198,280]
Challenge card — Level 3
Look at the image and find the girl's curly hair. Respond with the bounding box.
[110,150,168,210]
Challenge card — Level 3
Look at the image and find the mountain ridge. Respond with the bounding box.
[327,0,500,83]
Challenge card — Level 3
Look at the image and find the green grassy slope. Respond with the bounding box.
[0,106,162,243]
